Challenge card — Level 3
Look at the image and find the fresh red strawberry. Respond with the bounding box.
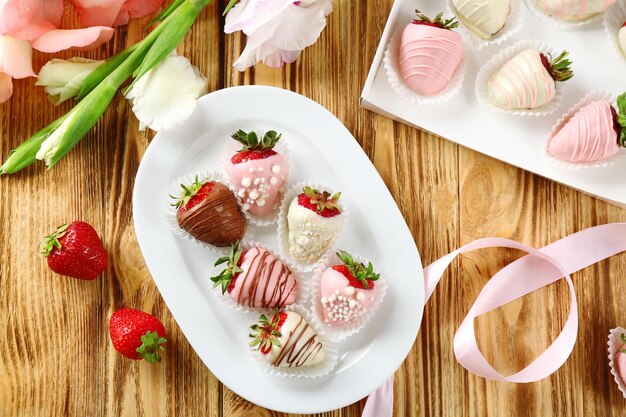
[332,250,379,290]
[622,21,626,27]
[230,129,280,164]
[412,10,458,29]
[249,312,288,354]
[109,308,167,364]
[297,186,342,218]
[40,221,107,280]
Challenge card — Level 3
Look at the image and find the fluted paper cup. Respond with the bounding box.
[309,251,387,342]
[603,1,626,63]
[164,171,252,254]
[247,304,339,378]
[526,0,609,29]
[608,327,626,399]
[209,240,309,314]
[476,39,566,117]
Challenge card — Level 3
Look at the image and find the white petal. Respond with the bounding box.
[126,54,208,132]
[36,112,77,164]
[225,0,293,34]
[36,57,103,105]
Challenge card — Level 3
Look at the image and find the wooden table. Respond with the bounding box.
[1,1,626,416]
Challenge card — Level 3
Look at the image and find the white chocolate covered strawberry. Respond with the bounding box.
[224,129,288,218]
[249,311,325,368]
[547,93,626,163]
[619,22,626,58]
[397,11,464,96]
[452,0,511,39]
[319,251,379,327]
[488,49,573,110]
[537,0,615,21]
[287,186,344,264]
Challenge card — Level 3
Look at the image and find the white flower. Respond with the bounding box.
[125,53,208,132]
[225,0,332,72]
[36,58,104,105]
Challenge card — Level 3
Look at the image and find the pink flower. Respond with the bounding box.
[72,0,164,27]
[225,0,332,71]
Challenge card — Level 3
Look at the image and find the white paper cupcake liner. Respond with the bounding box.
[603,1,626,63]
[309,252,387,342]
[448,0,523,49]
[209,240,310,314]
[277,181,348,272]
[247,304,339,378]
[476,39,566,117]
[383,25,468,105]
[526,0,607,29]
[164,171,252,255]
[608,327,626,399]
[545,91,626,169]
[220,130,291,226]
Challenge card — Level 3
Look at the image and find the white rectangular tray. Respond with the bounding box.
[361,0,626,208]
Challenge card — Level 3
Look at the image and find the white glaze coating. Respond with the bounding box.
[452,0,512,39]
[538,0,615,21]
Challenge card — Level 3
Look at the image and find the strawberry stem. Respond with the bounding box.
[303,186,341,213]
[40,224,69,256]
[249,313,283,354]
[616,92,626,147]
[231,129,282,152]
[170,175,206,209]
[210,241,244,293]
[336,250,379,289]
[136,331,167,364]
[543,50,574,82]
[413,9,458,30]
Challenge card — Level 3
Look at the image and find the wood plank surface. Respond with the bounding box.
[1,1,625,416]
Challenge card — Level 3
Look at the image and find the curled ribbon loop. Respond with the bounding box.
[362,223,626,417]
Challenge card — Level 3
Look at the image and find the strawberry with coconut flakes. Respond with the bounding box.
[40,221,107,280]
[172,176,246,247]
[287,186,344,264]
[249,311,325,368]
[398,11,464,96]
[319,250,380,327]
[109,308,167,364]
[452,0,511,39]
[488,49,574,110]
[211,241,298,309]
[619,22,626,58]
[224,129,289,218]
[547,93,626,163]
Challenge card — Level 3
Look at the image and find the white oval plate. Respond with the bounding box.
[132,86,424,414]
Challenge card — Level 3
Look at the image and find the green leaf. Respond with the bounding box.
[223,0,238,15]
[150,0,186,24]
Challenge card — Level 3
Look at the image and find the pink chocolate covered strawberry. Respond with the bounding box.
[211,241,297,309]
[398,11,463,96]
[249,311,325,368]
[224,129,289,217]
[547,93,626,163]
[319,250,379,326]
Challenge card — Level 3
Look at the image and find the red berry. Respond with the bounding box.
[42,221,107,280]
[178,182,215,214]
[332,265,375,289]
[109,308,167,363]
[259,312,288,355]
[227,249,247,293]
[297,193,341,218]
[412,20,439,27]
[622,21,626,27]
[231,149,277,164]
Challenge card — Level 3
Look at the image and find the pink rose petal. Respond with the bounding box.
[31,27,114,53]
[72,0,126,27]
[0,0,63,40]
[0,72,13,103]
[114,0,164,26]
[0,36,35,79]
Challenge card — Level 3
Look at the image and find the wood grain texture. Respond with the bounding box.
[1,0,625,416]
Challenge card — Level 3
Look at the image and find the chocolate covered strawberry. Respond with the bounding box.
[224,129,289,217]
[211,241,297,308]
[488,49,573,110]
[319,250,380,326]
[249,311,325,367]
[40,221,107,280]
[547,93,626,163]
[398,11,464,96]
[287,186,344,264]
[172,176,246,247]
[109,308,167,364]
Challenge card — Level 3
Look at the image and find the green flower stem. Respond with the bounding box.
[1,0,212,174]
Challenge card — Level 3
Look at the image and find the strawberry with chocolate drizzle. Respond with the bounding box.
[287,186,344,264]
[488,49,574,110]
[249,311,325,368]
[172,176,246,247]
[211,241,297,309]
[224,129,289,218]
[319,250,380,327]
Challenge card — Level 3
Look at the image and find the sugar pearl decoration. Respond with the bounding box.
[322,286,367,324]
[241,177,251,187]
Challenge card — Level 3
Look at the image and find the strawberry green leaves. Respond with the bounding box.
[231,129,282,151]
[136,331,168,364]
[616,92,626,147]
[40,224,69,256]
[303,186,341,213]
[336,250,379,289]
[210,241,244,294]
[170,176,207,209]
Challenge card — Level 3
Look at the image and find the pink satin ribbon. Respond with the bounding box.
[362,223,626,416]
